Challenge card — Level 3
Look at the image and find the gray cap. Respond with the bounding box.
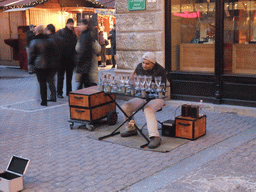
[29,24,36,29]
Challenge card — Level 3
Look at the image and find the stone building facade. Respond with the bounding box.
[115,0,165,74]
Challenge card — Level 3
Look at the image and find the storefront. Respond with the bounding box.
[115,0,256,107]
[165,0,256,107]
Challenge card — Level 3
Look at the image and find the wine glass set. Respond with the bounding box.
[99,73,165,98]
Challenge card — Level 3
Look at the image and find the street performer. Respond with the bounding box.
[121,52,167,149]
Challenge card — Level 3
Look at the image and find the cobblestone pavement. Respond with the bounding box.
[0,66,256,192]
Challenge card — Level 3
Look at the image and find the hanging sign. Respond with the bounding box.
[128,0,145,11]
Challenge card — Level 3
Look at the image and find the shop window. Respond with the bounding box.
[171,0,216,73]
[224,0,256,75]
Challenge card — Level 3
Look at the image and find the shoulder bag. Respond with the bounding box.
[92,40,101,55]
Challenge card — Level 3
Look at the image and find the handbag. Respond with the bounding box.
[92,40,101,55]
[75,40,80,52]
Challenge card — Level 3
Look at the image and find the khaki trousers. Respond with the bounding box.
[121,98,164,137]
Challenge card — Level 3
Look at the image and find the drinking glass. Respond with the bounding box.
[139,75,146,89]
[119,75,125,86]
[155,76,162,91]
[117,75,124,92]
[145,76,152,92]
[134,75,140,90]
[124,75,130,86]
[160,83,165,92]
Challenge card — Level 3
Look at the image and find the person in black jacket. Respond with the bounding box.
[56,18,77,98]
[26,24,36,73]
[108,24,116,68]
[44,24,62,102]
[28,25,58,106]
[76,18,96,89]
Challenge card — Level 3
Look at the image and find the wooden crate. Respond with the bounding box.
[69,86,116,122]
[175,115,206,140]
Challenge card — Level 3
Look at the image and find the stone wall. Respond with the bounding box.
[115,0,165,72]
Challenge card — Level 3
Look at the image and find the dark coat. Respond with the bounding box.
[26,30,35,47]
[47,33,65,69]
[108,29,116,48]
[28,34,58,70]
[57,26,77,59]
[76,29,93,74]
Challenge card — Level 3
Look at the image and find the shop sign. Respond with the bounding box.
[128,0,145,11]
[174,11,201,18]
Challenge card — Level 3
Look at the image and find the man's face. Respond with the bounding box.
[44,29,51,35]
[67,22,74,30]
[142,59,155,71]
[80,23,88,31]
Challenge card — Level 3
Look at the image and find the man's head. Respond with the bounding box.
[66,18,74,30]
[80,19,90,31]
[142,52,156,71]
[45,24,55,35]
[29,24,36,31]
[35,25,44,35]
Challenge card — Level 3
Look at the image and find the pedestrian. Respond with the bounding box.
[26,24,36,73]
[76,19,96,89]
[120,52,167,149]
[98,31,107,67]
[44,24,63,102]
[108,24,116,68]
[56,18,77,98]
[28,25,57,106]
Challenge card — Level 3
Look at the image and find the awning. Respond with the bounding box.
[1,0,106,9]
[0,0,36,7]
[3,7,32,12]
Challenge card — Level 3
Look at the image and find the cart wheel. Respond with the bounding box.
[107,111,118,125]
[70,122,74,129]
[86,123,94,131]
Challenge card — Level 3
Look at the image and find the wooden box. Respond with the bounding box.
[69,86,116,122]
[0,156,30,192]
[175,115,206,140]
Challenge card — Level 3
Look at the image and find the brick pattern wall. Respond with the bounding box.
[115,0,165,70]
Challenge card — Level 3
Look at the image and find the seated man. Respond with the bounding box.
[121,52,167,149]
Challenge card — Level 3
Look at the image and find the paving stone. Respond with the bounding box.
[1,68,256,192]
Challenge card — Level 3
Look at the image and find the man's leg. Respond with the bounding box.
[57,65,65,97]
[143,99,164,148]
[111,48,116,68]
[121,98,146,137]
[143,99,164,137]
[47,69,57,101]
[66,63,74,96]
[36,69,48,106]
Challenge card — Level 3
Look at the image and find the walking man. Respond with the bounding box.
[28,25,57,106]
[56,18,77,98]
[44,24,63,102]
[108,24,116,68]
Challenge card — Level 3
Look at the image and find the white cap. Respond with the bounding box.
[142,52,156,64]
